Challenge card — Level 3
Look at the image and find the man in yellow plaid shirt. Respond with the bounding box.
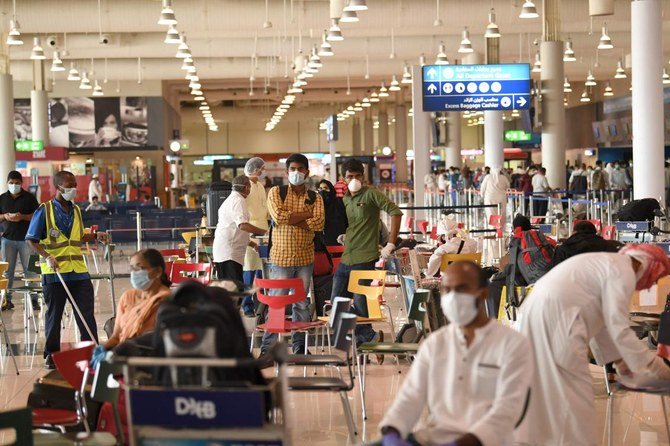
[261,153,325,354]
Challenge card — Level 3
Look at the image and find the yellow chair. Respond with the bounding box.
[347,270,388,320]
[439,252,482,272]
[181,231,197,245]
[498,285,533,324]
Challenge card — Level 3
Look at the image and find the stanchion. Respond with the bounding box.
[135,211,142,252]
[568,198,573,236]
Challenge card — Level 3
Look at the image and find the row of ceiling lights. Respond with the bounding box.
[157,0,218,132]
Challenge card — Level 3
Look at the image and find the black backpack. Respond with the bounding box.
[570,174,588,193]
[617,198,661,222]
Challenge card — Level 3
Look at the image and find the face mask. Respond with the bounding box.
[130,269,154,291]
[258,171,267,180]
[60,187,77,202]
[318,189,330,204]
[288,171,306,186]
[440,291,480,326]
[8,184,20,195]
[348,178,362,193]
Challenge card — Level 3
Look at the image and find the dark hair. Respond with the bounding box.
[574,221,597,235]
[596,160,603,167]
[285,153,309,170]
[540,167,547,174]
[136,248,171,287]
[92,196,99,201]
[513,214,532,231]
[341,158,365,177]
[54,171,75,187]
[7,171,21,182]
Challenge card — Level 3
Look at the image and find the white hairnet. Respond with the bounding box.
[231,175,250,191]
[244,157,265,176]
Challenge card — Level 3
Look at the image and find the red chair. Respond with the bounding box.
[429,226,439,241]
[326,245,345,272]
[602,225,616,241]
[33,342,96,432]
[170,262,211,285]
[574,219,602,234]
[530,217,543,224]
[488,214,503,238]
[416,220,429,236]
[405,217,415,238]
[160,248,186,259]
[251,278,324,353]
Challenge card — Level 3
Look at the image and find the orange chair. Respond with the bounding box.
[33,342,96,432]
[602,225,616,241]
[574,219,602,234]
[169,262,211,285]
[251,278,324,353]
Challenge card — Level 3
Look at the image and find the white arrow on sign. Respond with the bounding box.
[427,68,437,79]
[516,96,527,107]
[427,83,438,94]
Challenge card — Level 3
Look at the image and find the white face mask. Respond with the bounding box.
[288,171,306,186]
[60,187,77,202]
[440,291,480,326]
[7,184,20,195]
[348,178,362,193]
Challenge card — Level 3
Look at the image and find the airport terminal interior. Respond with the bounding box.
[2,0,670,445]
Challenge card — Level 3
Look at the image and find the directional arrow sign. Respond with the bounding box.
[516,96,527,107]
[427,83,438,94]
[426,67,437,79]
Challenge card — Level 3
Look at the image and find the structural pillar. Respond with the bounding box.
[0,73,14,184]
[378,108,389,149]
[446,112,462,168]
[411,65,430,219]
[31,58,49,146]
[540,0,566,189]
[363,112,374,154]
[632,0,664,201]
[352,117,362,156]
[484,34,504,168]
[394,103,408,182]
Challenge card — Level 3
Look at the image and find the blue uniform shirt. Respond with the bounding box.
[25,199,90,284]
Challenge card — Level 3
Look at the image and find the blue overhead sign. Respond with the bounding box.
[422,64,531,112]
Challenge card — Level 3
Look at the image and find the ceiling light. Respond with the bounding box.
[532,51,541,72]
[294,78,307,87]
[362,98,371,107]
[337,115,346,121]
[92,80,104,96]
[564,96,568,106]
[158,0,177,25]
[288,86,303,94]
[30,37,45,60]
[519,1,539,19]
[585,70,596,86]
[308,46,323,68]
[194,95,205,101]
[279,104,290,109]
[181,59,196,71]
[604,81,614,96]
[318,32,334,57]
[402,65,413,84]
[435,43,449,65]
[664,69,670,85]
[191,89,203,96]
[408,108,413,117]
[188,75,200,83]
[188,81,202,90]
[327,19,344,42]
[563,39,576,62]
[6,20,22,46]
[50,51,65,72]
[370,92,380,102]
[379,82,390,97]
[580,89,591,102]
[458,27,473,53]
[164,25,181,44]
[176,34,191,58]
[485,9,501,38]
[389,76,401,91]
[563,77,572,93]
[344,0,368,12]
[354,103,363,111]
[598,22,613,50]
[79,71,92,90]
[340,10,359,23]
[67,64,81,81]
[615,59,627,79]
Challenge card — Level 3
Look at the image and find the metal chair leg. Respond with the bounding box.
[603,366,612,396]
[249,329,256,353]
[339,391,358,442]
[0,308,19,375]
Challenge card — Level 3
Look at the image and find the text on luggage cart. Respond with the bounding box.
[174,397,217,419]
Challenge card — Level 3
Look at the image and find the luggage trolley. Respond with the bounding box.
[119,351,289,446]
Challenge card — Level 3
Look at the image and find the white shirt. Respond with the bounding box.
[212,191,250,265]
[480,172,509,205]
[425,237,478,276]
[380,320,533,446]
[88,179,103,202]
[437,173,448,192]
[531,173,550,194]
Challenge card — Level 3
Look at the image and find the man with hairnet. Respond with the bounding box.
[516,244,670,445]
[242,157,270,315]
[212,175,267,286]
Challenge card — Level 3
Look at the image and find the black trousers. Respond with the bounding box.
[43,279,98,357]
[216,260,244,283]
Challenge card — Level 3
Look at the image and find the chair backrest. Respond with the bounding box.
[440,252,483,272]
[181,231,197,244]
[574,219,602,234]
[347,270,388,319]
[429,226,439,240]
[408,288,430,322]
[160,248,186,259]
[406,216,415,235]
[602,225,616,241]
[326,245,345,272]
[254,278,306,332]
[170,262,211,285]
[488,214,503,238]
[328,297,353,328]
[52,341,96,390]
[416,220,429,236]
[332,313,357,352]
[90,360,123,404]
[0,407,33,446]
[27,254,41,275]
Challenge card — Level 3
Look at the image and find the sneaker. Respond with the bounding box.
[1,301,14,311]
[44,355,56,370]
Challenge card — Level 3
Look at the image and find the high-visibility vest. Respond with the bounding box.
[39,201,88,275]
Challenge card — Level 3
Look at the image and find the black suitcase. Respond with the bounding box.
[206,181,232,227]
[313,274,333,317]
[27,370,102,432]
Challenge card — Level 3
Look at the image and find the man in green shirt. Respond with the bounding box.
[331,158,403,345]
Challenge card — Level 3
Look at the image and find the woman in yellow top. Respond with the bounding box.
[241,157,270,316]
[104,248,171,349]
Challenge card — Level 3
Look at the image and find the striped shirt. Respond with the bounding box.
[267,185,325,267]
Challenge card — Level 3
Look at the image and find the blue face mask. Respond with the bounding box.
[130,269,154,291]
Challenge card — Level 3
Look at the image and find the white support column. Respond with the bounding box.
[378,109,389,149]
[446,112,462,168]
[0,74,15,183]
[329,139,337,183]
[411,65,430,220]
[352,117,362,155]
[484,111,504,168]
[363,113,374,154]
[394,103,408,182]
[31,90,49,146]
[540,41,566,189]
[632,0,664,201]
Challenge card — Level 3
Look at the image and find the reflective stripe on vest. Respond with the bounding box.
[39,201,88,275]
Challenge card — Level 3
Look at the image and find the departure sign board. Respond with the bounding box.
[422,63,531,112]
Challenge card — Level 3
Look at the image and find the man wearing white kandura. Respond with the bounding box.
[516,244,670,446]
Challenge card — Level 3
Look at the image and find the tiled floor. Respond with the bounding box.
[0,254,669,445]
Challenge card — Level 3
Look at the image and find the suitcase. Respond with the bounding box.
[27,370,102,432]
[205,181,232,227]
